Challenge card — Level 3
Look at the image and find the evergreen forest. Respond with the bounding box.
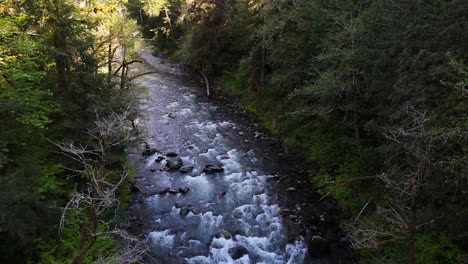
[1,0,467,263]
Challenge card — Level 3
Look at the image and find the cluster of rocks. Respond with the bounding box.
[141,147,225,175]
[174,202,201,217]
[159,187,190,195]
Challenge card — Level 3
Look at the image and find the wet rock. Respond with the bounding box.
[279,208,291,216]
[254,189,265,196]
[187,145,194,150]
[229,245,249,260]
[211,241,223,249]
[179,187,190,194]
[180,165,194,173]
[168,189,178,194]
[238,131,245,136]
[166,157,183,171]
[166,152,178,157]
[160,188,177,195]
[254,132,262,139]
[191,208,200,215]
[155,156,165,162]
[216,229,232,240]
[175,202,184,208]
[218,191,227,196]
[150,169,156,172]
[180,208,189,217]
[289,215,298,221]
[243,139,250,144]
[287,187,297,192]
[168,112,176,118]
[220,229,232,240]
[307,235,329,257]
[130,184,140,193]
[219,155,229,160]
[203,164,224,173]
[142,148,158,157]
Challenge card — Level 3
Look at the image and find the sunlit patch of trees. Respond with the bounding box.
[1,0,147,262]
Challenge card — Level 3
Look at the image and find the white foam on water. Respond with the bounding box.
[218,120,235,128]
[236,235,283,264]
[166,101,180,109]
[183,175,214,200]
[183,94,196,102]
[180,107,194,116]
[224,172,243,183]
[149,230,175,249]
[198,148,219,159]
[191,211,224,244]
[219,149,243,174]
[187,237,251,264]
[212,133,225,146]
[285,240,307,264]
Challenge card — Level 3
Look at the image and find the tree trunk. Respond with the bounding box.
[408,198,417,264]
[200,71,210,96]
[107,41,112,83]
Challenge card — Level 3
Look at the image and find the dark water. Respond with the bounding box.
[129,53,309,264]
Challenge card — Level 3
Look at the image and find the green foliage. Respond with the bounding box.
[34,213,120,264]
[1,0,142,262]
[142,0,468,262]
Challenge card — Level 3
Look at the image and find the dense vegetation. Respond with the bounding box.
[1,0,144,263]
[130,0,467,263]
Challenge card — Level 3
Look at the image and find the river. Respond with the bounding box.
[127,53,346,264]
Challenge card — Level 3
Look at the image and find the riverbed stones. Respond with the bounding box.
[215,229,232,240]
[179,187,190,194]
[219,155,229,160]
[168,112,176,118]
[142,148,158,157]
[289,215,298,221]
[238,131,245,136]
[254,189,265,195]
[180,208,189,217]
[203,164,224,173]
[279,208,291,216]
[179,165,193,173]
[155,156,164,162]
[165,157,183,171]
[229,245,249,260]
[166,152,178,157]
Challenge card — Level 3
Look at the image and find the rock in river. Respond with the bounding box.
[203,164,224,173]
[229,245,249,260]
[179,187,190,194]
[179,165,194,173]
[166,157,183,171]
[142,148,158,157]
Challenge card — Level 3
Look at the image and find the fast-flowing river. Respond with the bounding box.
[129,53,316,264]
